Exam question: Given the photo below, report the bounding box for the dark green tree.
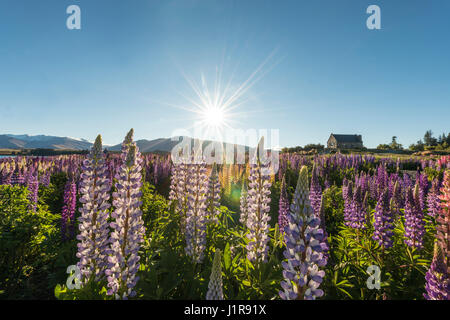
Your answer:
[424,130,437,146]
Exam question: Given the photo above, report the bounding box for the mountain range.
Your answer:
[0,134,93,150]
[0,134,251,153]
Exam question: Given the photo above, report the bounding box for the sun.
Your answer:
[167,49,279,141]
[203,106,225,128]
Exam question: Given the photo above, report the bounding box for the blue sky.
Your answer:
[0,0,449,148]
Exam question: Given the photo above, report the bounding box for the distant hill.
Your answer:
[108,136,251,153]
[109,138,179,153]
[0,135,27,149]
[0,134,93,150]
[0,134,252,153]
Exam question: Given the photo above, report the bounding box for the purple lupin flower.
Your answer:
[40,170,51,187]
[424,243,450,300]
[61,179,77,240]
[343,179,353,227]
[185,152,208,263]
[153,161,160,185]
[11,165,24,185]
[245,138,271,264]
[76,135,111,283]
[404,188,425,249]
[413,182,423,214]
[106,129,145,299]
[318,196,329,265]
[357,172,369,198]
[348,185,366,229]
[279,166,327,300]
[0,168,5,185]
[402,173,413,190]
[175,162,190,231]
[436,170,450,275]
[0,167,12,185]
[419,171,429,192]
[168,164,180,204]
[363,191,370,223]
[427,178,442,217]
[391,181,403,217]
[387,173,399,199]
[376,165,388,198]
[309,165,322,215]
[25,171,39,212]
[278,175,289,234]
[415,172,428,211]
[278,157,287,182]
[369,175,378,200]
[206,164,221,224]
[239,179,249,227]
[373,189,394,249]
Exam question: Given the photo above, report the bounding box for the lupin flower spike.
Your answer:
[279,166,327,300]
[206,249,224,300]
[106,130,145,299]
[76,135,111,283]
[424,242,450,300]
[245,137,272,264]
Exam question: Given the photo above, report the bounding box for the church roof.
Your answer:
[330,134,362,143]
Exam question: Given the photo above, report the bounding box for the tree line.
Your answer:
[377,131,450,152]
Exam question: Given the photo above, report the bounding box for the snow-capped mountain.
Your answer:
[0,134,93,150]
[0,134,253,153]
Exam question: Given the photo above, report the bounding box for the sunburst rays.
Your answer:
[166,48,281,142]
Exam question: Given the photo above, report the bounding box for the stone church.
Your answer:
[327,134,364,149]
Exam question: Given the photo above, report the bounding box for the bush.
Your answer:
[0,185,62,299]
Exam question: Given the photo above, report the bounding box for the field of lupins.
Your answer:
[0,129,449,300]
